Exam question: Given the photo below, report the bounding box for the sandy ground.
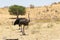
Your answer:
[0,3,60,40]
[0,14,60,40]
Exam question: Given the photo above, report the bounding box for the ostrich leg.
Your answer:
[22,25,25,35]
[18,24,22,32]
[20,26,22,32]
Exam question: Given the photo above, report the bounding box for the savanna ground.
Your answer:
[0,13,60,40]
[0,3,60,40]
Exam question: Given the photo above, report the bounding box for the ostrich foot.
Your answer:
[22,33,26,35]
[20,30,22,32]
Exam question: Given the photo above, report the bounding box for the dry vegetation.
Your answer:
[0,2,60,40]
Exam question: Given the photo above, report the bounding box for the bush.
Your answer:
[30,4,34,8]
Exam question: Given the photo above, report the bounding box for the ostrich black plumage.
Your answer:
[14,13,30,35]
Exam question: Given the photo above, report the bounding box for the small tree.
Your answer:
[9,5,26,18]
[30,4,34,8]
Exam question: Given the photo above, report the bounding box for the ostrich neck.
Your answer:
[28,13,30,21]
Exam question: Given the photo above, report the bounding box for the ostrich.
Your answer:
[14,13,30,35]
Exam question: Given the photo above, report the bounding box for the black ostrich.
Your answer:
[14,13,30,35]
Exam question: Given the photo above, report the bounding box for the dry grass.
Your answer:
[0,3,60,40]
